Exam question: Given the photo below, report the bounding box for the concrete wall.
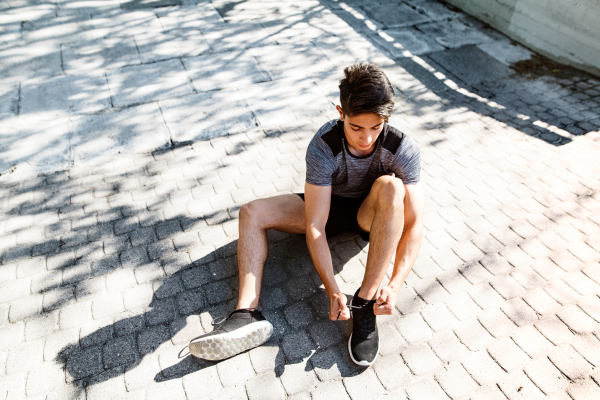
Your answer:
[443,0,600,77]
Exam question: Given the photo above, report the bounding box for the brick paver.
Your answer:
[1,0,600,398]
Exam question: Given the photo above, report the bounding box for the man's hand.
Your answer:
[374,286,397,315]
[329,293,350,321]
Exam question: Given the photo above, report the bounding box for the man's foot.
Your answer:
[348,289,379,366]
[189,309,273,361]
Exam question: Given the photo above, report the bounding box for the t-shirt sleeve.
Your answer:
[305,135,335,186]
[392,133,421,184]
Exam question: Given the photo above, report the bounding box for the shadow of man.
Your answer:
[57,231,368,392]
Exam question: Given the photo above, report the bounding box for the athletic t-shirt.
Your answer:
[305,119,421,198]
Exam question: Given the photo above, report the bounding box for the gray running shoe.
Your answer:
[189,309,273,361]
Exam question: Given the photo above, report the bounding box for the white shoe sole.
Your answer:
[348,333,380,366]
[189,320,273,361]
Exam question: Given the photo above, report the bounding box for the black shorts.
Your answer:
[296,193,370,242]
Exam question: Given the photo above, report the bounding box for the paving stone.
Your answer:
[497,369,547,400]
[245,371,286,400]
[70,103,170,165]
[106,59,194,107]
[435,360,479,399]
[343,368,386,399]
[453,318,493,351]
[525,357,569,395]
[216,352,255,387]
[61,35,141,72]
[462,349,506,386]
[6,338,44,374]
[282,330,314,363]
[535,317,575,345]
[568,380,600,400]
[279,361,319,396]
[373,353,414,391]
[311,380,350,400]
[396,312,434,344]
[501,297,538,327]
[145,297,176,326]
[401,342,442,376]
[79,317,114,348]
[102,334,137,369]
[65,345,103,381]
[138,324,169,356]
[556,305,598,334]
[404,377,449,400]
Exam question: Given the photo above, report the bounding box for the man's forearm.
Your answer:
[306,227,340,298]
[388,221,422,292]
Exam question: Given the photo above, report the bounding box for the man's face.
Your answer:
[336,105,385,157]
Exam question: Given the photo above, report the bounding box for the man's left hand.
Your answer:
[374,286,397,315]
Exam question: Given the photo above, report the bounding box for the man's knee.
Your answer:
[239,200,266,227]
[373,176,405,209]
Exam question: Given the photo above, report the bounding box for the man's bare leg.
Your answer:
[189,194,305,361]
[356,176,405,300]
[236,194,306,309]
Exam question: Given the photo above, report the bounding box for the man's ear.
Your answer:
[335,105,344,120]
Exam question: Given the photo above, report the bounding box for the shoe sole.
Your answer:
[189,320,273,361]
[348,333,379,367]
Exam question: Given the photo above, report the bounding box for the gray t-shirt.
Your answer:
[305,119,421,198]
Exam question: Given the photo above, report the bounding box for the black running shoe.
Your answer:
[189,308,273,361]
[348,289,379,366]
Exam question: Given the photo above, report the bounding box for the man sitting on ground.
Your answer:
[189,62,423,366]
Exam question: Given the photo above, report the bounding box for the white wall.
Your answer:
[443,0,600,77]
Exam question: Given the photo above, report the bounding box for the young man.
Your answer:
[189,62,423,366]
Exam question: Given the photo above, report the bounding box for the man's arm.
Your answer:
[374,181,424,315]
[304,182,350,321]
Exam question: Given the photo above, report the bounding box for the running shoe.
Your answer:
[189,308,273,361]
[348,289,379,366]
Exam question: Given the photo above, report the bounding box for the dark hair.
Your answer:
[339,62,395,121]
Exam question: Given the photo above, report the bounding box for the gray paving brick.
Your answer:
[311,380,350,400]
[216,352,255,387]
[279,361,319,396]
[405,377,449,400]
[282,330,314,363]
[568,380,600,400]
[454,318,493,351]
[343,368,386,399]
[571,334,600,367]
[59,301,92,329]
[557,304,598,334]
[401,342,442,376]
[497,368,547,400]
[550,346,591,384]
[65,344,104,381]
[525,357,569,395]
[435,360,479,399]
[6,338,44,374]
[204,280,233,305]
[102,334,138,369]
[373,353,414,391]
[246,372,286,400]
[479,307,518,338]
[396,312,434,344]
[145,297,176,326]
[91,293,125,320]
[535,316,575,345]
[123,284,154,311]
[502,297,538,327]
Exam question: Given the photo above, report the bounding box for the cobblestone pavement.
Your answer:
[2,0,600,399]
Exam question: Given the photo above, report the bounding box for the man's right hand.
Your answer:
[329,292,350,321]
